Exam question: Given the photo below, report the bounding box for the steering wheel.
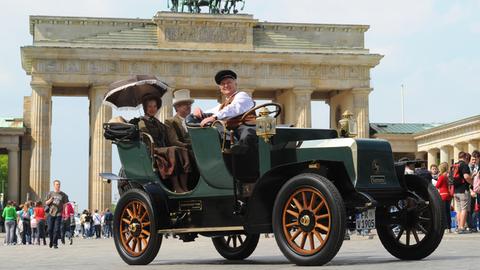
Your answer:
[240,102,282,124]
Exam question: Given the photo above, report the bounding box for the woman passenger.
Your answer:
[134,95,191,193]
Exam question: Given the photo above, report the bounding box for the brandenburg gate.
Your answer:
[20,12,382,210]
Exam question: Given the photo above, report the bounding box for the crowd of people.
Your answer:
[426,150,480,234]
[1,179,115,246]
[1,179,72,247]
[78,208,113,239]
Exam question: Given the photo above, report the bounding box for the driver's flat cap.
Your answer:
[215,70,237,85]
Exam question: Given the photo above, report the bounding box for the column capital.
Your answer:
[30,77,51,89]
[6,146,20,152]
[352,87,373,95]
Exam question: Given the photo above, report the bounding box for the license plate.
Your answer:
[356,208,376,230]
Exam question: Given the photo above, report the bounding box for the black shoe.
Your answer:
[49,242,53,248]
[53,245,58,249]
[230,144,248,155]
[70,238,73,245]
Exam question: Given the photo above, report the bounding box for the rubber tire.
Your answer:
[212,234,260,260]
[113,189,162,265]
[376,175,444,260]
[272,173,346,266]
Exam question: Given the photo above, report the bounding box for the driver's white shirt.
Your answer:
[205,91,254,120]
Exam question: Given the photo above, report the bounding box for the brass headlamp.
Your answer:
[338,110,357,138]
[256,107,276,143]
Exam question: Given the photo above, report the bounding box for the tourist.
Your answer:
[398,157,415,175]
[453,152,473,234]
[80,209,87,238]
[103,208,113,238]
[34,201,47,245]
[61,201,75,245]
[30,208,38,245]
[45,179,69,248]
[470,150,480,231]
[93,209,102,239]
[430,164,439,185]
[83,210,92,239]
[436,162,453,233]
[1,200,17,245]
[20,202,32,245]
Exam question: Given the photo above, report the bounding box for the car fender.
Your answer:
[142,182,171,229]
[244,160,354,233]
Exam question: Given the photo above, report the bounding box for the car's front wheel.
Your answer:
[272,173,346,266]
[113,189,162,265]
[212,233,260,260]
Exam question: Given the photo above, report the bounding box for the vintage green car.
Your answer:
[102,103,444,266]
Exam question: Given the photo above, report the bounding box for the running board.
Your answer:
[157,226,244,234]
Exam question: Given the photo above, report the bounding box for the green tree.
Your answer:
[0,155,7,195]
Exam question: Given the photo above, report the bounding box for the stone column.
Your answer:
[427,148,439,168]
[440,145,451,164]
[468,140,479,153]
[7,146,20,202]
[29,81,52,201]
[89,85,112,211]
[352,88,372,138]
[293,89,313,128]
[453,143,465,163]
[327,91,353,130]
[157,87,173,122]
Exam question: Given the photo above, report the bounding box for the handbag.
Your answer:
[103,123,139,141]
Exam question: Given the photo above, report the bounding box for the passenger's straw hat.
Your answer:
[172,89,194,107]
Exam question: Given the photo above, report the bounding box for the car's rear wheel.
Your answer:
[114,189,162,265]
[376,175,444,260]
[212,233,260,260]
[273,173,346,266]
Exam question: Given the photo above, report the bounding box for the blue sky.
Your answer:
[1,0,479,210]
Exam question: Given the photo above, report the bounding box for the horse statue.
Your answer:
[222,0,245,14]
[168,0,244,14]
[167,0,180,12]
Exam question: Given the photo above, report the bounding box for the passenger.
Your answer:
[165,89,194,146]
[133,95,191,193]
[192,70,256,155]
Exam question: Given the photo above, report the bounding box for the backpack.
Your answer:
[448,162,465,188]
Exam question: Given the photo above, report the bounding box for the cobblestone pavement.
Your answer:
[0,232,478,270]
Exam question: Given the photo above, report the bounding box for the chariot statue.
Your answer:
[168,0,245,14]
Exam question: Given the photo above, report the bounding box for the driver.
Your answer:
[193,69,256,154]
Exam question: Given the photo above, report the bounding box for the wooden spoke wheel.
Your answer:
[212,233,260,260]
[120,200,152,257]
[273,173,345,266]
[376,175,444,260]
[113,189,162,265]
[282,188,331,255]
